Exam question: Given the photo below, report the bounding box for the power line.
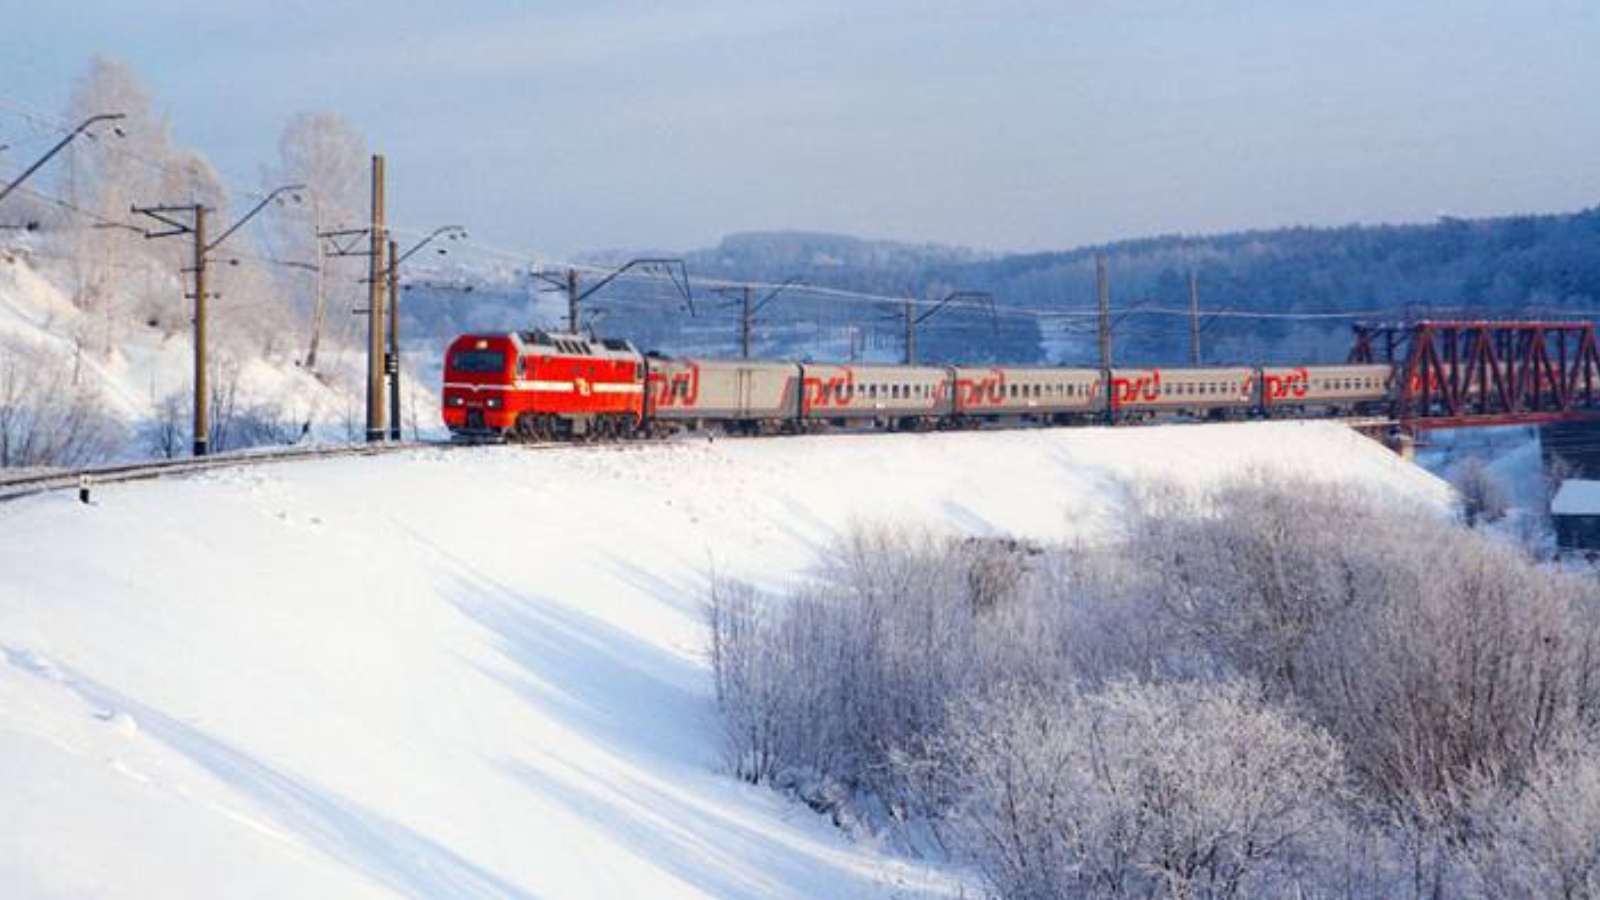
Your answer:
[0,95,283,205]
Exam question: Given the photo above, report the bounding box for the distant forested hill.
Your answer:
[404,208,1600,367]
[679,209,1600,365]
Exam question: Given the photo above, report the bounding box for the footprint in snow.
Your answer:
[94,709,140,738]
[7,647,64,682]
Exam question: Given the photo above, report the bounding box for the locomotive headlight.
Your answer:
[485,396,502,409]
[447,395,465,407]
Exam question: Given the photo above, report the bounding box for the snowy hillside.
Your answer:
[0,424,1448,899]
[0,250,440,461]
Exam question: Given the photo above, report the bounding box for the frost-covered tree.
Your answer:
[59,56,247,356]
[263,111,367,370]
[910,681,1347,900]
[61,56,173,348]
[1453,456,1510,526]
[1122,476,1600,894]
[1470,732,1600,900]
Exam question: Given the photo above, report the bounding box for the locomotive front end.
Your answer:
[442,335,516,438]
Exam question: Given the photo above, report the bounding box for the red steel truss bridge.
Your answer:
[1350,320,1600,429]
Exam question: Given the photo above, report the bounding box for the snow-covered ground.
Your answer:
[0,423,1447,900]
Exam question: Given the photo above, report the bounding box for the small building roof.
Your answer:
[1552,480,1600,516]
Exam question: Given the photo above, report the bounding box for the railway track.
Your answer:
[0,441,447,504]
[0,434,689,504]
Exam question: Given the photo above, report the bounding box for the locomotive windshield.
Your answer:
[451,350,506,373]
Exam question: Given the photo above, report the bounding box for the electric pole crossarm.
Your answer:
[383,226,467,276]
[0,113,125,208]
[716,276,804,359]
[529,270,569,291]
[130,204,196,235]
[318,228,370,253]
[206,184,305,253]
[559,258,698,334]
[750,276,806,317]
[913,290,996,328]
[575,258,696,315]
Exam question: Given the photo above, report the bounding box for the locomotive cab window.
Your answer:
[451,349,506,373]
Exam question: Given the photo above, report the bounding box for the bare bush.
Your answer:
[141,372,307,458]
[0,341,122,468]
[203,360,307,452]
[139,390,187,459]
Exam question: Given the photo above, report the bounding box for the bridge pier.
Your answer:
[1387,430,1416,462]
[1347,420,1414,461]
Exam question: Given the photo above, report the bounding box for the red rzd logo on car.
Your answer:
[803,368,856,410]
[648,364,700,407]
[1111,370,1162,409]
[1263,367,1309,405]
[956,369,1007,407]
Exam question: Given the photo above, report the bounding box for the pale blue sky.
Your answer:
[5,0,1598,256]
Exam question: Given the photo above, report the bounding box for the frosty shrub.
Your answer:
[1451,457,1510,526]
[1123,476,1600,892]
[0,341,122,468]
[141,386,305,457]
[708,528,1060,792]
[905,680,1346,900]
[1468,730,1600,900]
[709,477,1600,900]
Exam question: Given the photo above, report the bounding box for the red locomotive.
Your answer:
[442,331,644,440]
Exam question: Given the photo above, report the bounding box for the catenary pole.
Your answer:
[1189,268,1202,365]
[904,299,916,365]
[387,237,401,441]
[365,154,386,442]
[567,268,580,333]
[192,206,209,457]
[1096,256,1111,370]
[741,286,753,359]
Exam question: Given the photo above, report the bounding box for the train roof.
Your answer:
[514,330,640,360]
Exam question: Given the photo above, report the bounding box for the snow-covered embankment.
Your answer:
[0,423,1448,900]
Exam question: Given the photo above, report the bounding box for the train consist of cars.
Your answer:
[441,329,1397,441]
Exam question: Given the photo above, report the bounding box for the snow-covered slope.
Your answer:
[0,252,440,454]
[0,424,1448,900]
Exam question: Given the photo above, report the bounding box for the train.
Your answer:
[440,329,1403,440]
